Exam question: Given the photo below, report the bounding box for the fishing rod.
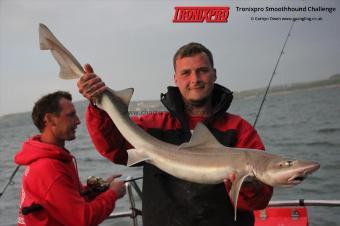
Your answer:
[0,165,20,200]
[252,14,297,128]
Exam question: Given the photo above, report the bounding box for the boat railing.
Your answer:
[107,177,340,226]
[106,177,143,226]
[267,199,340,207]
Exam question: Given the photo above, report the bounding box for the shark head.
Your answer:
[256,157,320,187]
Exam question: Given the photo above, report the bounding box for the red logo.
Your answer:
[173,6,230,23]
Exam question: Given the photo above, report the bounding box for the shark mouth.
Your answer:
[288,164,320,184]
[288,175,307,184]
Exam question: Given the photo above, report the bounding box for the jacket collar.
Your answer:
[160,83,233,129]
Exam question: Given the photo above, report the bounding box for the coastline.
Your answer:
[1,76,339,120]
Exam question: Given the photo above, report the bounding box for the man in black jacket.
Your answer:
[77,42,273,226]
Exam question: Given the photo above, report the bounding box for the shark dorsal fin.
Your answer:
[113,88,134,107]
[178,123,224,150]
[98,87,134,113]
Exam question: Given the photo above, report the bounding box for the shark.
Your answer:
[39,23,320,220]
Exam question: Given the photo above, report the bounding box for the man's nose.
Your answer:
[190,71,201,83]
[75,115,81,125]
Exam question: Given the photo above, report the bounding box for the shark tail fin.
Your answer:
[39,23,55,50]
[39,23,84,79]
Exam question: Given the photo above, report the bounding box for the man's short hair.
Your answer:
[32,91,72,131]
[173,42,214,70]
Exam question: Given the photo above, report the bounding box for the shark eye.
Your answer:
[279,160,293,167]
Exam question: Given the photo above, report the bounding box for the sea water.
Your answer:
[0,86,339,226]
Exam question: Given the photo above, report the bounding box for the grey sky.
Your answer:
[0,0,339,116]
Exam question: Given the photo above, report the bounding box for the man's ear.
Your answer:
[174,73,178,85]
[213,69,217,82]
[44,113,57,127]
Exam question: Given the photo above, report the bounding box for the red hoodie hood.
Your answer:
[14,135,73,165]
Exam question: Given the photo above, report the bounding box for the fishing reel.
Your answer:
[87,176,110,191]
[81,176,110,197]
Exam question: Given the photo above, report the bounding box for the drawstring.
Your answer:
[71,156,83,193]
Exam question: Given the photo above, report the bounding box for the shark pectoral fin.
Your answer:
[127,149,150,167]
[229,173,252,221]
[39,23,84,79]
[178,123,225,151]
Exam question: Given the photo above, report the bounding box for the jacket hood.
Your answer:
[160,83,233,129]
[14,135,73,165]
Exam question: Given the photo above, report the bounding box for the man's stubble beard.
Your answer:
[187,96,209,107]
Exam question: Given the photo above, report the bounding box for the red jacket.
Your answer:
[14,135,117,226]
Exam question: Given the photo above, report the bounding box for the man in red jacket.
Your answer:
[77,43,273,226]
[14,91,126,226]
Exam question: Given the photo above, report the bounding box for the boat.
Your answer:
[105,177,340,226]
